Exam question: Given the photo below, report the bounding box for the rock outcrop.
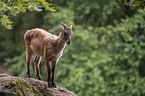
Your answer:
[0,74,78,96]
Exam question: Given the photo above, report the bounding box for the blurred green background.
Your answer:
[0,0,145,96]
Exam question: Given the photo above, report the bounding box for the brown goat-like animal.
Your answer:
[24,23,73,88]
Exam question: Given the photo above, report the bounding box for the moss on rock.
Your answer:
[0,74,78,96]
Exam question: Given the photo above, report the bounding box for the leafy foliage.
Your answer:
[121,0,145,9]
[2,0,145,96]
[0,0,55,29]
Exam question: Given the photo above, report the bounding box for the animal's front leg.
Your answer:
[51,60,57,88]
[45,59,53,88]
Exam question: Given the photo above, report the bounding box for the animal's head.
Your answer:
[60,23,73,45]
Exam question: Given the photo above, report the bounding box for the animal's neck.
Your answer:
[56,32,66,51]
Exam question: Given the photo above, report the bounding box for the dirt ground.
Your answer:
[0,64,9,74]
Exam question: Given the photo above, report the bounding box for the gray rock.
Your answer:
[0,74,78,96]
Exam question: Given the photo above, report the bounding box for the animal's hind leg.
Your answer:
[33,55,42,80]
[26,49,33,78]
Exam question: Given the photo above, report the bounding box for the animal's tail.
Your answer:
[24,30,36,42]
[24,30,31,41]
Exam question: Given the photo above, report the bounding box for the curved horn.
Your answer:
[61,23,68,28]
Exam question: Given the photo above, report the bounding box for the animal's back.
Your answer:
[24,28,58,56]
[24,28,58,41]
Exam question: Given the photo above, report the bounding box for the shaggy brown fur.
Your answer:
[24,24,73,88]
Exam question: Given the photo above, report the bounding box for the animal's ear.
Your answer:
[60,25,64,31]
[61,23,68,28]
[70,25,72,28]
[60,25,63,29]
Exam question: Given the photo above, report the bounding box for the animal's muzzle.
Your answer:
[66,41,71,45]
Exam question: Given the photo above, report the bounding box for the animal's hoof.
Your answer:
[48,82,53,88]
[38,76,42,80]
[38,77,42,80]
[27,75,31,78]
[53,82,57,88]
